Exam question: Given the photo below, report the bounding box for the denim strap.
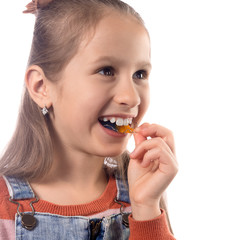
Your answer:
[4,173,130,203]
[114,172,130,203]
[3,176,35,200]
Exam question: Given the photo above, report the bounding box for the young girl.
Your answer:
[0,0,178,239]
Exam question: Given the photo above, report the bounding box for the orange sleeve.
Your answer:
[128,209,176,240]
[0,177,17,220]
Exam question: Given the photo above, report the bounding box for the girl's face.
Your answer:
[49,13,151,157]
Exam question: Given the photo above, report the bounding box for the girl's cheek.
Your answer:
[141,91,150,113]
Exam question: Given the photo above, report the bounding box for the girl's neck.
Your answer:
[29,146,109,205]
[43,147,107,185]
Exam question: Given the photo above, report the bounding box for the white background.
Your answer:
[1,1,240,239]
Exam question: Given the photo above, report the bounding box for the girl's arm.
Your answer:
[127,123,178,238]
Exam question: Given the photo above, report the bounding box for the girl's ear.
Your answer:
[25,65,52,109]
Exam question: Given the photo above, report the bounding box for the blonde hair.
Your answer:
[0,0,173,233]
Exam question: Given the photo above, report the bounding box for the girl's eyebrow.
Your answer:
[92,56,152,69]
[140,62,152,70]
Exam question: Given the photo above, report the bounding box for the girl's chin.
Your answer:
[92,128,130,156]
[95,145,128,158]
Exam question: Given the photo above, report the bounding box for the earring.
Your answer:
[41,105,48,116]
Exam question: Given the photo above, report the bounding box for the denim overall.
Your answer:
[4,173,131,240]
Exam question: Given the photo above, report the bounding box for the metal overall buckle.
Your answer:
[9,196,39,230]
[114,197,131,227]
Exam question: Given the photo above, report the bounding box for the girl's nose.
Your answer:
[113,80,141,108]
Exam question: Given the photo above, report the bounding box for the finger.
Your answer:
[136,122,150,129]
[130,137,171,160]
[141,147,162,168]
[142,146,175,169]
[136,124,176,155]
[135,123,168,137]
[142,148,178,177]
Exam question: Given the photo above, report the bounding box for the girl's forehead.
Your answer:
[96,13,147,38]
[79,11,148,45]
[78,13,151,61]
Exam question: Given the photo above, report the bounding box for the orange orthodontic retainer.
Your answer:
[116,125,135,134]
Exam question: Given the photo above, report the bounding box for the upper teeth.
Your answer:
[102,117,133,126]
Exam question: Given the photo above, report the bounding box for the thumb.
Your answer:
[133,132,146,146]
[129,133,146,159]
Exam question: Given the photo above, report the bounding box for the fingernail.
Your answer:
[134,127,140,133]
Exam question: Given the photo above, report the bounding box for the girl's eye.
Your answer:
[133,70,148,80]
[98,67,114,76]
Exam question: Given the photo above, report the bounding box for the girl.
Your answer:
[0,0,178,239]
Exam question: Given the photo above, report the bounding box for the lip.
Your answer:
[98,121,127,138]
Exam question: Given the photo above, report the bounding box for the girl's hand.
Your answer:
[128,123,178,220]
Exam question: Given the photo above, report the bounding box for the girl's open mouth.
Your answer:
[98,117,135,134]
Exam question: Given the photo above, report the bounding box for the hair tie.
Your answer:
[23,0,53,14]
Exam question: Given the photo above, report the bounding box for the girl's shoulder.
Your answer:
[0,177,15,240]
[0,177,9,197]
[0,177,16,220]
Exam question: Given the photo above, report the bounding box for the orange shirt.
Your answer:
[0,177,175,240]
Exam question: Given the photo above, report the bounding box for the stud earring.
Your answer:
[41,105,48,116]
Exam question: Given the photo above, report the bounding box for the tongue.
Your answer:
[99,119,117,132]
